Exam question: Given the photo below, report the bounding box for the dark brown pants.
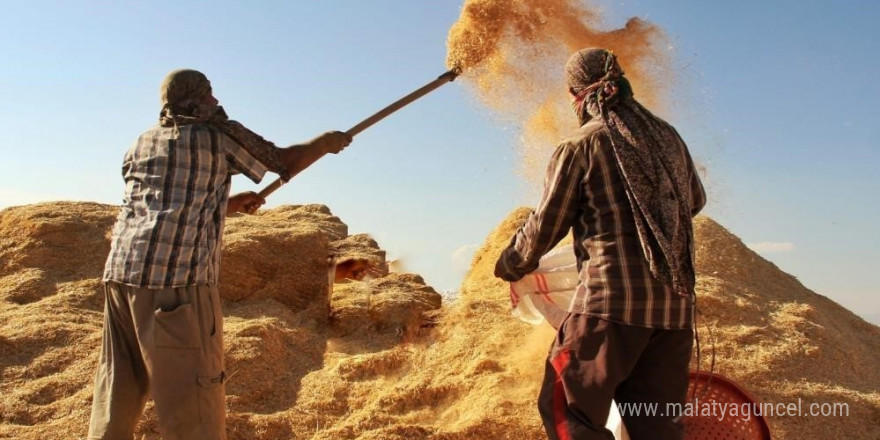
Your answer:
[538,314,693,440]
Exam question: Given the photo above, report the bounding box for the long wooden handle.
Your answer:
[346,69,459,136]
[257,69,459,199]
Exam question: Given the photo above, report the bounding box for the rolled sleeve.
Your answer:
[220,133,270,184]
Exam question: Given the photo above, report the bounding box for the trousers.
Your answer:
[538,314,693,440]
[87,282,226,440]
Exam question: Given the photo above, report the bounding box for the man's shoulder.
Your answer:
[129,126,167,150]
[137,124,165,138]
[559,120,610,149]
[178,123,221,135]
[136,123,224,142]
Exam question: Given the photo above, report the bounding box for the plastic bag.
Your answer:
[509,244,579,329]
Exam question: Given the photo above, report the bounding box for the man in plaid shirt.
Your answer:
[88,69,350,440]
[495,49,706,439]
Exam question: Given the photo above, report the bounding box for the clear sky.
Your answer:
[1,1,877,324]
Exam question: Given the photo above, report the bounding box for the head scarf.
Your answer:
[565,48,696,297]
[158,69,290,181]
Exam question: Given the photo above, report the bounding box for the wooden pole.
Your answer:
[257,69,460,199]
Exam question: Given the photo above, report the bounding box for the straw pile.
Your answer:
[0,202,877,439]
[691,217,880,438]
[0,203,114,439]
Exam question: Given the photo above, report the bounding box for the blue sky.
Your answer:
[1,1,877,323]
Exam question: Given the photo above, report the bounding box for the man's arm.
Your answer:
[494,143,586,282]
[223,131,351,215]
[279,131,352,180]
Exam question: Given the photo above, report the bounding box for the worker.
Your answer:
[88,69,351,440]
[494,48,706,440]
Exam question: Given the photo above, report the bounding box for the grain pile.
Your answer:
[0,203,111,439]
[446,0,672,183]
[0,202,444,439]
[691,217,880,438]
[1,202,877,439]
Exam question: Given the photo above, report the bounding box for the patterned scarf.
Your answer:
[565,48,696,297]
[158,69,290,181]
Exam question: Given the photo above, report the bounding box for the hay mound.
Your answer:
[0,203,113,438]
[691,217,880,439]
[0,202,115,307]
[0,203,877,439]
[220,205,340,312]
[331,233,386,267]
[331,273,442,343]
[0,202,444,439]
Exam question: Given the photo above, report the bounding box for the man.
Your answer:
[88,69,351,440]
[495,48,706,440]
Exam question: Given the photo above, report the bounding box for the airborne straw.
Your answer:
[446,0,672,184]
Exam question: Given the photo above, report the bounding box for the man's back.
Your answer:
[562,119,704,329]
[103,124,268,289]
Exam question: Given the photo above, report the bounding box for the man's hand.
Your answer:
[227,191,265,215]
[494,246,525,282]
[312,131,352,154]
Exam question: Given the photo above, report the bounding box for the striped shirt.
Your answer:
[496,119,706,329]
[103,124,271,288]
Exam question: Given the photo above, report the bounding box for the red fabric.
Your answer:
[551,348,573,440]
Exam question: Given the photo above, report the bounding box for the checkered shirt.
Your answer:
[496,120,706,329]
[103,124,270,288]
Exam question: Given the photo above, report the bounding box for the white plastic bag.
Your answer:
[509,244,579,329]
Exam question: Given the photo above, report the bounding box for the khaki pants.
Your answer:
[539,314,693,440]
[88,282,226,440]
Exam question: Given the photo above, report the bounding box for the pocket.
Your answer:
[154,303,201,349]
[555,312,573,348]
[547,312,572,362]
[197,372,226,425]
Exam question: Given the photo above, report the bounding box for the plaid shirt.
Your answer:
[103,124,270,288]
[496,120,706,329]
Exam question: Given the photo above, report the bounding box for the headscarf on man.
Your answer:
[565,48,696,297]
[158,69,291,181]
